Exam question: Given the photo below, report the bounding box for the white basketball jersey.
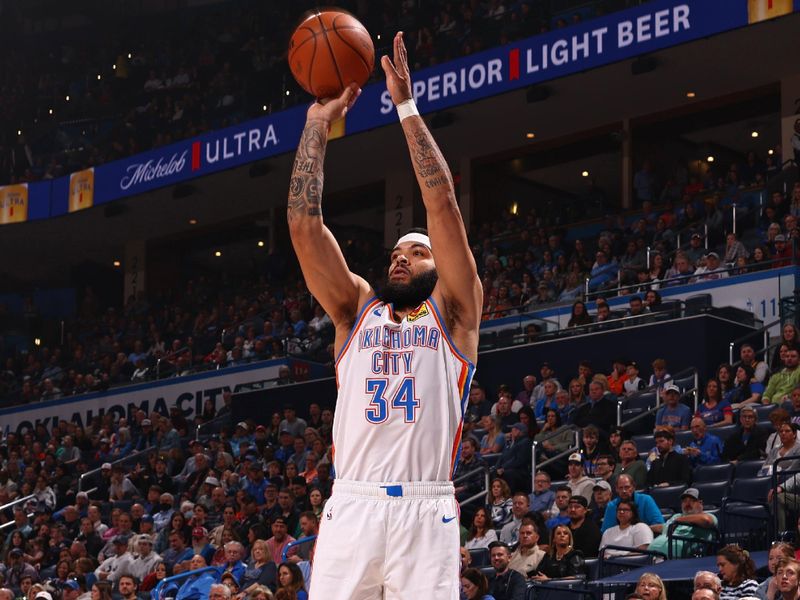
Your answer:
[333,296,475,482]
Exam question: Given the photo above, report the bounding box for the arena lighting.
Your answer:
[707,155,715,162]
[685,91,696,98]
[263,104,268,111]
[377,34,381,40]
[96,74,101,80]
[127,53,132,59]
[257,241,265,247]
[581,170,589,177]
[631,56,658,75]
[526,85,550,103]
[188,218,198,225]
[510,202,518,215]
[48,108,53,115]
[34,338,41,347]
[65,95,70,101]
[526,132,535,139]
[112,64,116,70]
[17,130,21,135]
[769,149,774,155]
[214,251,222,257]
[113,260,121,267]
[285,90,290,96]
[751,131,759,138]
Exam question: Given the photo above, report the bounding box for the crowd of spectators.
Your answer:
[0,0,632,186]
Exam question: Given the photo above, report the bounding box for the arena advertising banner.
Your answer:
[0,361,288,436]
[0,184,28,224]
[0,0,797,223]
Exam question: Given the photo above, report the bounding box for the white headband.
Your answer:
[394,232,431,250]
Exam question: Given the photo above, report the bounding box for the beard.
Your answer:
[377,268,439,310]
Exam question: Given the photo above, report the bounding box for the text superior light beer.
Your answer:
[69,168,95,213]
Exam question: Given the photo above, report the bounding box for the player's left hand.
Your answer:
[381,31,412,105]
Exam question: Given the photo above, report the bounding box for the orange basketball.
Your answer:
[288,9,375,99]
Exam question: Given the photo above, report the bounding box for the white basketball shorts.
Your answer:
[308,480,461,600]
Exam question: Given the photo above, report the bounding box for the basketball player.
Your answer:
[287,32,481,600]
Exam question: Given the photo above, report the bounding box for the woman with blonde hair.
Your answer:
[531,524,586,580]
[635,572,667,600]
[240,538,278,593]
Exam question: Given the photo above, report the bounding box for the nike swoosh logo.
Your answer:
[442,516,457,523]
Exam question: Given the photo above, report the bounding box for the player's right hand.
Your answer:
[308,83,361,125]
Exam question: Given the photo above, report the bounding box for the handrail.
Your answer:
[0,512,33,533]
[728,317,782,364]
[78,447,158,492]
[195,412,232,441]
[156,346,189,379]
[453,465,491,508]
[531,429,580,489]
[0,494,35,514]
[282,535,318,562]
[152,566,219,600]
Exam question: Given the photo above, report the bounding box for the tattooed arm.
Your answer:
[381,33,482,358]
[287,85,372,330]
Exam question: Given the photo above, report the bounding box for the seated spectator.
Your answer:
[721,405,767,463]
[766,347,800,405]
[464,508,498,552]
[479,415,506,455]
[760,422,800,478]
[508,521,545,578]
[131,535,161,581]
[487,541,527,600]
[693,570,722,596]
[648,358,672,397]
[495,423,532,493]
[264,519,294,568]
[529,471,554,515]
[599,500,653,557]
[566,453,595,502]
[489,479,513,529]
[607,358,629,397]
[572,380,616,430]
[684,418,723,467]
[567,495,601,558]
[601,475,665,535]
[530,525,586,581]
[499,493,532,545]
[693,252,728,281]
[589,481,613,530]
[531,363,562,403]
[696,378,733,427]
[579,425,609,477]
[755,542,795,600]
[624,361,647,395]
[774,557,800,600]
[647,428,692,488]
[729,365,764,406]
[567,301,592,328]
[635,573,667,600]
[533,380,559,419]
[94,535,134,583]
[649,487,717,558]
[655,384,691,430]
[614,440,647,490]
[535,410,573,461]
[716,544,758,599]
[544,486,572,530]
[239,539,278,594]
[460,568,494,600]
[454,438,488,506]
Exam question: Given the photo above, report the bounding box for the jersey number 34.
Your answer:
[364,377,419,424]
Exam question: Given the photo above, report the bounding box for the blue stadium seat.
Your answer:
[734,460,764,479]
[693,480,730,508]
[626,391,657,412]
[632,434,654,453]
[648,484,688,513]
[469,548,489,567]
[728,477,771,504]
[675,429,693,448]
[684,294,712,316]
[710,424,740,442]
[672,375,696,393]
[756,404,777,422]
[693,463,734,483]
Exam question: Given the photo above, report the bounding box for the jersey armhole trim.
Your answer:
[427,296,475,369]
[334,297,380,367]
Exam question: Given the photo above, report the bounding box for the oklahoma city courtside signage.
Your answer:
[2,0,797,224]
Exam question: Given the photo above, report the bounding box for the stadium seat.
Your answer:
[728,477,771,504]
[684,294,713,316]
[711,424,740,442]
[693,480,730,508]
[755,404,777,422]
[693,463,734,483]
[468,548,489,567]
[675,429,693,448]
[721,502,772,550]
[648,484,687,513]
[626,391,658,412]
[632,434,654,453]
[735,460,765,479]
[672,375,696,393]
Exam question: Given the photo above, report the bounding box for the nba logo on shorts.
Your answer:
[69,168,95,213]
[747,0,793,23]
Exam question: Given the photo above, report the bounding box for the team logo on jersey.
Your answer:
[406,304,429,322]
[326,508,333,521]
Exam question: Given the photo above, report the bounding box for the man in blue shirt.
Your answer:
[529,471,555,515]
[601,474,665,534]
[655,384,691,430]
[684,418,723,467]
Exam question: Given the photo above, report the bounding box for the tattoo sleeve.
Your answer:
[403,118,453,196]
[287,119,327,224]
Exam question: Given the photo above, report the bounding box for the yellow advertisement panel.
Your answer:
[748,0,793,23]
[69,168,95,213]
[0,184,28,225]
[329,116,346,141]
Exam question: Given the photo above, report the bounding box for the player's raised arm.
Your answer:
[381,33,482,334]
[287,85,372,327]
